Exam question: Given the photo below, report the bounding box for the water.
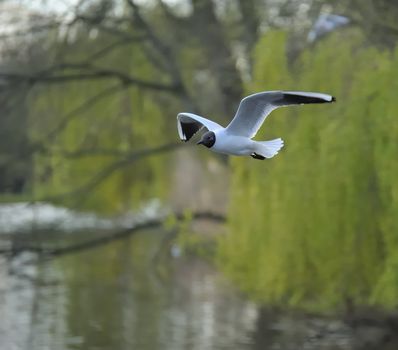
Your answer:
[0,200,164,234]
[0,229,258,350]
[0,228,396,350]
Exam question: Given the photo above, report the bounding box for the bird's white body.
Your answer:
[212,130,254,156]
[212,129,284,158]
[177,90,335,160]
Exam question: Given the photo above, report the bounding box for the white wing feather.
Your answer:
[226,91,335,138]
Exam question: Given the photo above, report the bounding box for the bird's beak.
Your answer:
[197,140,203,145]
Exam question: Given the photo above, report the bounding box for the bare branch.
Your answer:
[50,148,136,158]
[40,142,183,203]
[126,0,182,82]
[190,0,243,116]
[125,0,198,114]
[0,69,182,92]
[20,84,123,161]
[156,0,188,26]
[86,39,135,62]
[33,62,94,77]
[38,144,183,159]
[1,211,225,258]
[45,84,123,141]
[75,14,145,41]
[0,84,124,172]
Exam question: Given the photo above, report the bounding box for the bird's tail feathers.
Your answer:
[254,138,284,158]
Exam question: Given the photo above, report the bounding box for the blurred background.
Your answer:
[0,0,398,349]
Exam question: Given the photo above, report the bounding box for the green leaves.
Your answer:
[29,36,174,213]
[218,29,398,310]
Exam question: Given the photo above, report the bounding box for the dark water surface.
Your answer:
[0,229,396,350]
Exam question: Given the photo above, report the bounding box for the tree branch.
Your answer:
[48,148,141,158]
[86,39,136,62]
[125,0,182,83]
[0,70,182,92]
[75,14,145,41]
[156,0,188,27]
[40,142,183,202]
[0,84,124,170]
[31,84,124,154]
[190,0,243,117]
[1,211,225,258]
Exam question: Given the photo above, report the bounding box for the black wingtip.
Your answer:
[180,120,202,141]
[282,93,335,105]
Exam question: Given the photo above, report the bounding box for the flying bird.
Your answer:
[177,91,335,160]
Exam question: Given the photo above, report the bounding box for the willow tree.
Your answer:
[0,0,250,211]
[218,28,398,310]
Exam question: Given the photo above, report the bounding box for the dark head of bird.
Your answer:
[197,131,216,148]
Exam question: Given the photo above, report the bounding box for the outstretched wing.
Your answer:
[226,91,335,138]
[177,113,223,142]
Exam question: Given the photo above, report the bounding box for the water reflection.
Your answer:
[0,230,396,350]
[0,231,258,350]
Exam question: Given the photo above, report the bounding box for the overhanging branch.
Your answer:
[0,70,182,92]
[1,211,226,258]
[40,142,183,202]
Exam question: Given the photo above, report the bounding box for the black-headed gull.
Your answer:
[177,91,335,160]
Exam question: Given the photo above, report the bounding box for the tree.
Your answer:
[1,0,398,212]
[0,0,260,212]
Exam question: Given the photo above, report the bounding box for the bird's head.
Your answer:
[197,131,216,148]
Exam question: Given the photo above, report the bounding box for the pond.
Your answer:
[0,227,396,350]
[0,228,258,350]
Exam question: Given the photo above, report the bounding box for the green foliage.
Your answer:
[218,30,398,310]
[28,29,175,213]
